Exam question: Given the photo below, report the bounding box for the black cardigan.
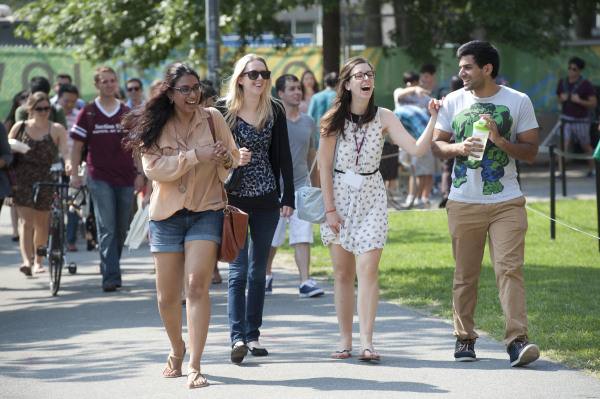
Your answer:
[215,98,295,209]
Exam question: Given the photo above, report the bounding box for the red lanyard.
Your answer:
[353,126,367,166]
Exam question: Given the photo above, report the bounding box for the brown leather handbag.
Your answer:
[206,111,249,262]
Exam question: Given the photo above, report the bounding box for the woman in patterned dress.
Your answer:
[215,54,294,365]
[319,57,441,362]
[8,92,69,276]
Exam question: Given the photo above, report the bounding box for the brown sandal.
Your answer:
[330,349,352,359]
[358,348,381,363]
[187,369,209,389]
[162,344,186,378]
[19,265,32,277]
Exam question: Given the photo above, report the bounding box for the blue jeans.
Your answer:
[87,178,134,288]
[66,209,80,245]
[228,208,279,344]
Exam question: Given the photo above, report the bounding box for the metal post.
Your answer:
[549,145,556,240]
[559,119,567,196]
[205,0,220,90]
[596,159,600,253]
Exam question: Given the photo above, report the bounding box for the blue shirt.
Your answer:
[308,88,336,129]
[394,105,429,139]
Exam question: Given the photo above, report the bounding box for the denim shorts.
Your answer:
[149,209,224,253]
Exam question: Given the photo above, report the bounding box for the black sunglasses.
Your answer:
[34,106,51,112]
[127,86,141,92]
[242,70,271,80]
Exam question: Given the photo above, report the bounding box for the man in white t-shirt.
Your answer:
[265,74,324,298]
[432,41,540,367]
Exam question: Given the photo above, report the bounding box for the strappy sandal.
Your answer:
[32,265,46,274]
[330,349,352,359]
[162,344,186,378]
[187,369,209,389]
[358,348,381,363]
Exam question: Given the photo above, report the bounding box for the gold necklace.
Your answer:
[174,119,189,194]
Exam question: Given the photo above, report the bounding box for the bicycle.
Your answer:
[33,163,87,296]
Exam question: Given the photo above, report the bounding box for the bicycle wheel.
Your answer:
[48,212,64,296]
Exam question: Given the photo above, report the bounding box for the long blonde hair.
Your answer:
[223,54,273,131]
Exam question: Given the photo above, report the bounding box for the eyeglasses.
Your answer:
[127,86,141,92]
[350,71,375,81]
[169,84,201,96]
[33,106,51,112]
[242,70,271,80]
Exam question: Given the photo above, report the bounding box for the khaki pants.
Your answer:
[446,196,529,346]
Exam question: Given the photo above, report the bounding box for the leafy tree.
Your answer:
[15,0,313,69]
[389,0,581,64]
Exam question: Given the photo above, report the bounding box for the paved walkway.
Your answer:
[1,171,598,398]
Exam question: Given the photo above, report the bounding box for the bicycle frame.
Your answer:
[33,179,87,296]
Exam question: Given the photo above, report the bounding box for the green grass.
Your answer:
[281,200,600,374]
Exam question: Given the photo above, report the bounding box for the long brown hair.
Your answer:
[320,57,377,138]
[122,62,201,156]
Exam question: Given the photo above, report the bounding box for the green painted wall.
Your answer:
[2,44,600,125]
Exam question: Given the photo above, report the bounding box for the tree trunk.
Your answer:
[322,0,341,75]
[363,0,382,47]
[391,0,408,46]
[574,0,596,39]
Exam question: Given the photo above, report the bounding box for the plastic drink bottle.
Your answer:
[468,117,490,161]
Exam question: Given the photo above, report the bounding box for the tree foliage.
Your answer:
[391,0,577,64]
[15,0,312,69]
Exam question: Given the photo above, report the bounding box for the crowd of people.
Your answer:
[8,39,599,389]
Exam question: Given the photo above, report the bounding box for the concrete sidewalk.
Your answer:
[1,208,599,398]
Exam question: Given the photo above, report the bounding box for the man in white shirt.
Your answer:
[432,40,540,367]
[265,74,324,298]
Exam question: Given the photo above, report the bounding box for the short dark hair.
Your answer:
[57,73,72,83]
[420,63,436,75]
[200,79,217,99]
[30,76,51,95]
[450,75,463,92]
[403,71,419,85]
[456,40,500,78]
[324,72,338,88]
[568,56,585,70]
[275,74,299,93]
[126,78,143,88]
[58,83,79,98]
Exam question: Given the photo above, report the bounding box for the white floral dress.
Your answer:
[320,108,387,254]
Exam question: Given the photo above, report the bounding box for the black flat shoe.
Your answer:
[248,346,268,356]
[230,342,248,364]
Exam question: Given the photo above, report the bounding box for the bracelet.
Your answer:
[325,208,336,214]
[223,154,233,169]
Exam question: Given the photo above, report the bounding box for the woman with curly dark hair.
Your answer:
[123,62,248,389]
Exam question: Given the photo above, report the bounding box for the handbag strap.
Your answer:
[205,109,229,205]
[16,120,26,141]
[307,134,339,188]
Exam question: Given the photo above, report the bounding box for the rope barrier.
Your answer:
[526,205,600,240]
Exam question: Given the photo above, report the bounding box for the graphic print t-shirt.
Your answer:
[435,86,538,204]
[70,99,135,187]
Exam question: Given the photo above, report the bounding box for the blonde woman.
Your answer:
[215,54,294,364]
[9,92,69,275]
[319,57,440,362]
